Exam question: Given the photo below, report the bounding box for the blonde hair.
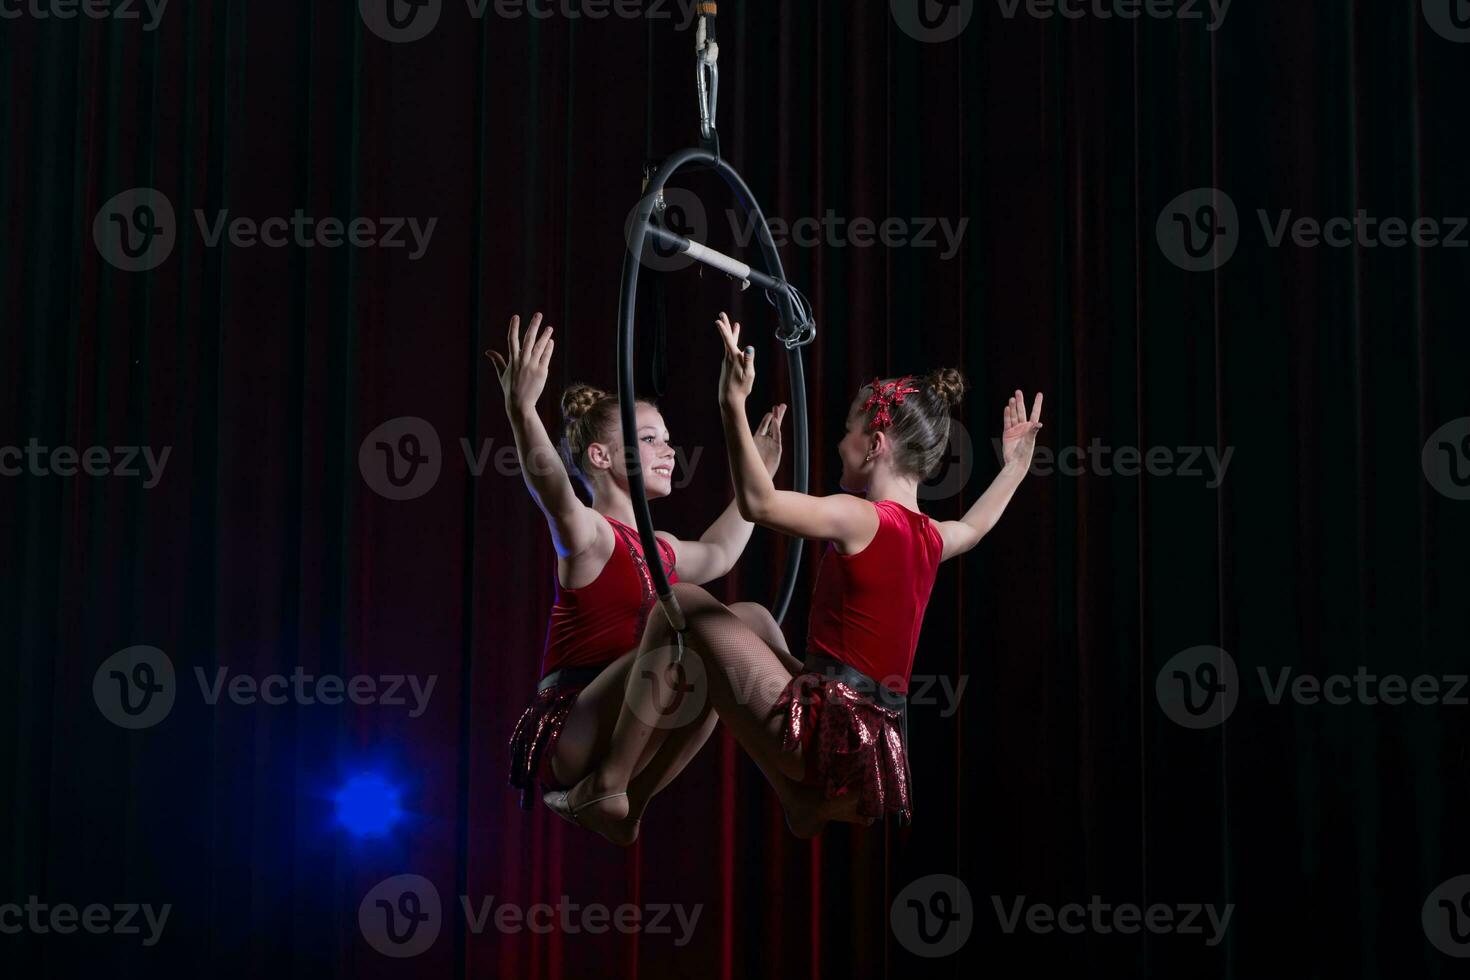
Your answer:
[559,384,658,494]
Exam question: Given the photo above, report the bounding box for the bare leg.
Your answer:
[568,584,862,841]
[623,602,789,822]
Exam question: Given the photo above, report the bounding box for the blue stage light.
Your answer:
[334,773,402,836]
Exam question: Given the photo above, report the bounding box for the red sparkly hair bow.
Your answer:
[863,376,921,431]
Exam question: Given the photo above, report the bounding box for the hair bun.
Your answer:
[561,383,608,423]
[928,368,967,409]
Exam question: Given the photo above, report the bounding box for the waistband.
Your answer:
[801,654,907,715]
[537,664,609,692]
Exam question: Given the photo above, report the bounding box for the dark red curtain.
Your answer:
[5,1,1469,977]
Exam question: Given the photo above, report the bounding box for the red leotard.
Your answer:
[538,515,678,675]
[804,498,943,694]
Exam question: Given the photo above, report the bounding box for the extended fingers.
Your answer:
[715,313,741,358]
[507,314,521,357]
[532,324,554,364]
[1029,391,1044,424]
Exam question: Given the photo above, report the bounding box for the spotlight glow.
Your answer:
[334,773,402,836]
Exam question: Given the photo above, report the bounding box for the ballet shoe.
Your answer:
[542,786,637,846]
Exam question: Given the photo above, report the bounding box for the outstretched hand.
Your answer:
[486,312,554,412]
[1002,390,1044,471]
[753,403,787,477]
[715,311,755,409]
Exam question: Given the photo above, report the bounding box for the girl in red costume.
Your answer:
[488,312,792,845]
[548,312,1043,840]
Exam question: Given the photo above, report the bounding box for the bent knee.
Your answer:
[727,602,789,655]
[728,601,775,625]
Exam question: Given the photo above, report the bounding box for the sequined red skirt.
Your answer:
[507,666,606,810]
[775,669,912,825]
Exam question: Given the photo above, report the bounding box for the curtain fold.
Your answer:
[4,2,1468,977]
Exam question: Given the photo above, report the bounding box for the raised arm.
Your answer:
[486,313,602,560]
[714,312,875,552]
[935,390,1043,561]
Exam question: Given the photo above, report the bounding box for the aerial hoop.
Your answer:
[619,3,816,650]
